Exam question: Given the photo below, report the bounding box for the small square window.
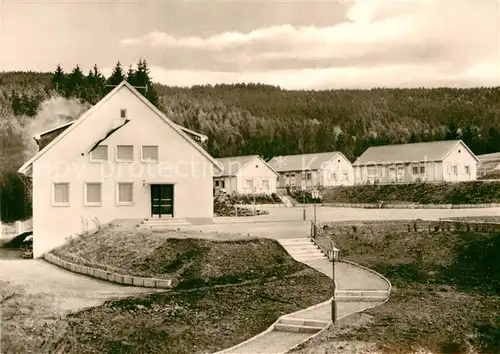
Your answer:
[84,183,102,206]
[117,145,133,162]
[120,109,127,118]
[117,183,133,204]
[244,179,253,188]
[53,183,69,206]
[90,145,108,161]
[142,145,159,162]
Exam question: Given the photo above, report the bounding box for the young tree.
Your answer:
[65,65,85,99]
[132,58,159,107]
[126,65,137,86]
[105,61,126,93]
[51,64,66,94]
[84,64,106,104]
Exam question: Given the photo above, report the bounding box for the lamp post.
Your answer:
[312,189,319,238]
[252,180,257,215]
[301,180,306,220]
[328,245,340,323]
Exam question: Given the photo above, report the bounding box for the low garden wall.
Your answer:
[320,219,500,236]
[43,252,173,289]
[320,202,500,209]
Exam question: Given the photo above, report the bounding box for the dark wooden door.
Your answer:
[151,184,174,217]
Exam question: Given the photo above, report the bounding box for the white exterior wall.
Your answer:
[441,142,478,182]
[236,157,278,195]
[214,176,237,194]
[353,143,477,185]
[321,155,354,186]
[31,87,215,257]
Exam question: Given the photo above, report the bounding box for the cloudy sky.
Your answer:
[1,0,499,89]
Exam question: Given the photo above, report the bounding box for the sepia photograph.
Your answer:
[1,0,499,353]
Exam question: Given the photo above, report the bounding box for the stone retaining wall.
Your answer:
[321,202,500,209]
[321,219,500,237]
[44,252,173,288]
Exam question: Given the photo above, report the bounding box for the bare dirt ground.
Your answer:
[0,259,158,353]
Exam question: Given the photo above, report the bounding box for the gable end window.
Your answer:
[141,145,159,162]
[90,145,108,161]
[120,109,127,118]
[84,183,102,206]
[117,145,134,162]
[52,183,69,206]
[117,183,133,204]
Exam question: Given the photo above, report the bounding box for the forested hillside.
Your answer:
[1,60,500,221]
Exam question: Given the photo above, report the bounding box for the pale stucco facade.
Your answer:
[354,141,478,184]
[20,82,220,257]
[214,156,278,195]
[277,153,354,189]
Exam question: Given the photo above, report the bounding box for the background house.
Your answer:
[18,81,221,257]
[353,140,479,184]
[214,155,279,195]
[477,152,500,178]
[267,151,354,189]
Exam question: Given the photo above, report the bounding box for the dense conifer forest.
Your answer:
[1,59,499,221]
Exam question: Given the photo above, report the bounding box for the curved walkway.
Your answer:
[0,259,158,314]
[215,254,390,354]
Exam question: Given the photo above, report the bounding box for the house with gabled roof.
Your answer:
[267,151,354,189]
[18,81,222,258]
[214,155,279,194]
[33,118,208,151]
[353,140,479,185]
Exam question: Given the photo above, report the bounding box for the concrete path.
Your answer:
[0,259,157,313]
[216,247,390,354]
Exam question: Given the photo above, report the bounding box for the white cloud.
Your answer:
[120,0,500,88]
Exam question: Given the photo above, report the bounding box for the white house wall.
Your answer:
[321,155,354,186]
[32,87,214,257]
[236,157,278,195]
[442,142,477,182]
[353,143,477,185]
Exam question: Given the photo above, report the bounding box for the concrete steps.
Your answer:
[274,317,329,333]
[278,238,328,262]
[278,195,295,208]
[137,218,192,229]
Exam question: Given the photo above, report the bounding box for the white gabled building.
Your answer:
[18,81,222,257]
[267,151,354,189]
[353,140,479,184]
[214,155,279,195]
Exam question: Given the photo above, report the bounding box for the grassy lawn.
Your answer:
[0,229,334,353]
[52,228,305,289]
[321,181,500,205]
[293,220,500,353]
[54,268,331,354]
